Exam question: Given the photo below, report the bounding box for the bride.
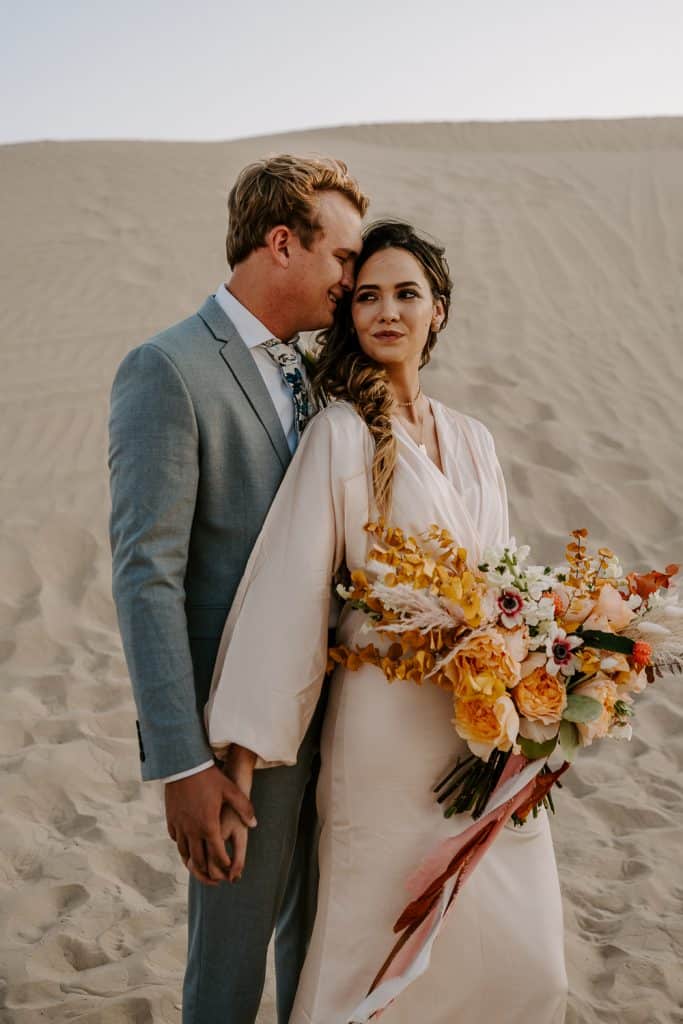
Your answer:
[204,220,568,1023]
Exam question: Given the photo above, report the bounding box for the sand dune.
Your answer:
[1,118,682,1022]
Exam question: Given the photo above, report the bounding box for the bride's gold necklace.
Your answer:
[394,386,427,452]
[394,383,421,408]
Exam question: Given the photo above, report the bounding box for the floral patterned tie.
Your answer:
[262,337,313,440]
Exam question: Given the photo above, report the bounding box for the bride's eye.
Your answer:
[355,292,376,302]
[398,289,418,300]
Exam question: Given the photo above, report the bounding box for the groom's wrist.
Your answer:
[159,759,214,785]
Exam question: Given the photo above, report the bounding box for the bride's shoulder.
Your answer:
[300,400,370,463]
[432,398,498,452]
[309,399,368,438]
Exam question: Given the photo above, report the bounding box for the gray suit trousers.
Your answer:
[182,637,327,1024]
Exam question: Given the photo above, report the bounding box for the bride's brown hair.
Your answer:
[311,220,453,517]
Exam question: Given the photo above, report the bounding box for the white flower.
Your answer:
[518,718,561,743]
[481,545,506,568]
[600,556,623,579]
[497,587,525,628]
[545,625,583,677]
[523,596,556,627]
[522,565,553,601]
[608,721,633,741]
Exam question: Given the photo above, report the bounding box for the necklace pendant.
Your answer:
[418,443,427,452]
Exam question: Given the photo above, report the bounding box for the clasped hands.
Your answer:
[164,747,257,887]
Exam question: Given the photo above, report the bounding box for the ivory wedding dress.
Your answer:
[205,399,568,1023]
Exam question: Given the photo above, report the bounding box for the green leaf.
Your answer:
[563,693,603,723]
[518,735,558,760]
[579,629,635,655]
[559,719,580,761]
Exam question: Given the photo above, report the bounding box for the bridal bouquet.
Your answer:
[329,522,683,1021]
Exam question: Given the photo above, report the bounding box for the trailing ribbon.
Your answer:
[348,754,571,1023]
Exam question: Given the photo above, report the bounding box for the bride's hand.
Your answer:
[219,804,249,881]
[216,742,257,882]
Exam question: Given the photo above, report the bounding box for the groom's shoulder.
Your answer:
[114,298,221,386]
[138,303,215,364]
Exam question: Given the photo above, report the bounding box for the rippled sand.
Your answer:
[1,119,681,1022]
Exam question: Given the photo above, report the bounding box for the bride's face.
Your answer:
[351,248,444,369]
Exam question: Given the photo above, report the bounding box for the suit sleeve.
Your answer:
[108,342,214,781]
[204,410,347,768]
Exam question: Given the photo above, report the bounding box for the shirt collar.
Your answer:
[214,283,279,350]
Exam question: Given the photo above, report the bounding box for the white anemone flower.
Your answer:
[545,625,583,676]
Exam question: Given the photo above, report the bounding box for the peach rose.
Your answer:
[442,628,521,700]
[563,594,596,631]
[583,583,636,632]
[454,693,520,762]
[618,668,648,694]
[513,656,567,725]
[572,673,618,747]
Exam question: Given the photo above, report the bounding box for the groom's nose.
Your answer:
[340,263,355,292]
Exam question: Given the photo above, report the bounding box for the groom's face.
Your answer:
[287,191,363,331]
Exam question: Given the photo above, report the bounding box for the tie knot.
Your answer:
[263,337,300,369]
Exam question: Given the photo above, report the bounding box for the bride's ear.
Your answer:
[431,296,446,333]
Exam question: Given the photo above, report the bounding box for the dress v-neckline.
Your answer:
[393,397,448,482]
[393,399,482,552]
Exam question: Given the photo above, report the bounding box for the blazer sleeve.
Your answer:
[108,342,214,781]
[204,409,347,768]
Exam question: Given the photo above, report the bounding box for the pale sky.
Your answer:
[2,0,682,145]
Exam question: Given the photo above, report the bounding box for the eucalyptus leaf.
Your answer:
[559,719,580,761]
[518,735,558,760]
[563,693,603,723]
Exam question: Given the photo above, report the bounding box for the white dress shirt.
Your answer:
[159,285,307,785]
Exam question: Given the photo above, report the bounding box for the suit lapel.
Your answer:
[198,296,291,470]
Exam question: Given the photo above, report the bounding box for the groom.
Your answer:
[108,154,367,1023]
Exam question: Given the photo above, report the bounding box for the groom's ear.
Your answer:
[267,225,293,267]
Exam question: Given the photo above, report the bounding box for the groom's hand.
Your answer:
[165,765,257,887]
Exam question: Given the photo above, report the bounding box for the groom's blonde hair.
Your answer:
[226,154,368,268]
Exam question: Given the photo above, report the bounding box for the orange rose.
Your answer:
[513,660,567,725]
[442,628,520,701]
[454,693,519,761]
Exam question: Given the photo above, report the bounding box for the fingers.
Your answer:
[188,836,219,887]
[176,832,190,868]
[228,825,248,882]
[205,828,233,882]
[223,778,258,828]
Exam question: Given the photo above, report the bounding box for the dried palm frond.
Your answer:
[371,582,461,635]
[624,603,683,678]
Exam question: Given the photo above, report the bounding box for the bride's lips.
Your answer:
[373,330,404,340]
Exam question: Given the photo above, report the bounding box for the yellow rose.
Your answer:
[573,674,617,747]
[513,659,567,725]
[454,693,520,762]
